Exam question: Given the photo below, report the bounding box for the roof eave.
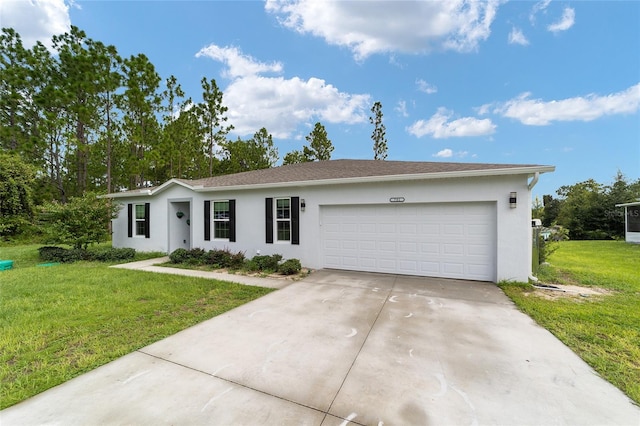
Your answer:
[193,165,556,193]
[104,178,194,199]
[616,201,640,207]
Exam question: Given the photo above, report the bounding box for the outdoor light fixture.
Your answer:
[509,192,517,209]
[301,199,306,211]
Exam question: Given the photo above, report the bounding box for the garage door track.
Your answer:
[2,270,638,425]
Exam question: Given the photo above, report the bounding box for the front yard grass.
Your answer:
[0,245,274,409]
[500,240,640,404]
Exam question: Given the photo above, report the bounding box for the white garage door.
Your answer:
[321,202,496,281]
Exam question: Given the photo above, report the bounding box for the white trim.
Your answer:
[616,201,640,207]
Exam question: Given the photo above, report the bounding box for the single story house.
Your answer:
[106,159,554,282]
[616,201,640,243]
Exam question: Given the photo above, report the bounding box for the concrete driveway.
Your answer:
[2,270,638,425]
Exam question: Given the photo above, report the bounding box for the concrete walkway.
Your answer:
[110,257,293,289]
[2,270,639,425]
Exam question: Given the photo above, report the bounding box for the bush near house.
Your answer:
[38,246,136,263]
[168,248,302,275]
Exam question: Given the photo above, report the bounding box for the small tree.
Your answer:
[370,101,388,160]
[0,153,36,238]
[282,150,308,165]
[39,192,121,249]
[304,122,333,161]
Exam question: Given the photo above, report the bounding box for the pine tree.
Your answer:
[370,101,388,160]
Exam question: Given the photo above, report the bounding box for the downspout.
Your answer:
[529,172,541,282]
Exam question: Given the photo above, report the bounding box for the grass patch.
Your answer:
[0,245,274,409]
[500,241,640,404]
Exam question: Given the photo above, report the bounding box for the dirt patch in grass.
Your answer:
[530,283,613,301]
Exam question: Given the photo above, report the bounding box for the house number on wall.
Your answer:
[389,197,405,203]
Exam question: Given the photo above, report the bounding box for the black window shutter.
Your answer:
[265,198,273,244]
[291,196,300,245]
[127,204,133,238]
[204,200,211,241]
[229,199,236,242]
[144,203,150,238]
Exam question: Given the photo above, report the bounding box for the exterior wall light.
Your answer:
[301,199,306,211]
[509,192,517,209]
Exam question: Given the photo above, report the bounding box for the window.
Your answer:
[128,203,150,238]
[276,198,291,241]
[265,197,299,245]
[205,200,235,242]
[213,201,230,239]
[135,204,147,236]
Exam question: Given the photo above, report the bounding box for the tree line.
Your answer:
[1,26,389,203]
[533,172,640,240]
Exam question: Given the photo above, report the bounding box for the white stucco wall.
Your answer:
[112,174,534,282]
[625,232,640,243]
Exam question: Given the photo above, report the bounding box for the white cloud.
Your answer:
[433,149,453,158]
[408,108,496,139]
[432,149,471,159]
[196,45,283,79]
[416,79,438,94]
[495,83,640,125]
[395,100,408,117]
[265,0,500,60]
[0,0,71,49]
[196,43,370,138]
[529,0,551,25]
[508,27,529,46]
[548,7,575,33]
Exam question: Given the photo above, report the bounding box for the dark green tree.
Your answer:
[370,101,388,160]
[197,77,233,177]
[116,54,162,188]
[282,150,308,165]
[304,122,333,161]
[39,192,121,249]
[0,153,36,237]
[51,26,104,196]
[220,128,278,174]
[283,122,333,164]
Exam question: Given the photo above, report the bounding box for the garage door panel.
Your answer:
[321,203,496,281]
[378,259,397,271]
[420,261,440,274]
[443,224,464,235]
[443,262,465,275]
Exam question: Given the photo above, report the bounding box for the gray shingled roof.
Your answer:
[181,159,546,188]
[107,159,552,197]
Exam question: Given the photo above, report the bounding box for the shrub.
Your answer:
[169,248,189,264]
[38,246,138,263]
[38,246,67,262]
[206,248,232,268]
[228,251,246,269]
[204,248,246,269]
[278,258,301,275]
[247,254,282,272]
[37,246,94,263]
[92,247,136,262]
[186,248,207,265]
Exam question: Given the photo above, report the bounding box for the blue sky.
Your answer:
[2,0,639,198]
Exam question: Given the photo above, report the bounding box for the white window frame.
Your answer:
[213,200,230,240]
[134,204,146,237]
[275,197,291,242]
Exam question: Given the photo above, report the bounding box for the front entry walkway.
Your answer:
[2,270,638,425]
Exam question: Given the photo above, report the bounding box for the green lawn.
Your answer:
[500,240,640,404]
[0,245,274,409]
